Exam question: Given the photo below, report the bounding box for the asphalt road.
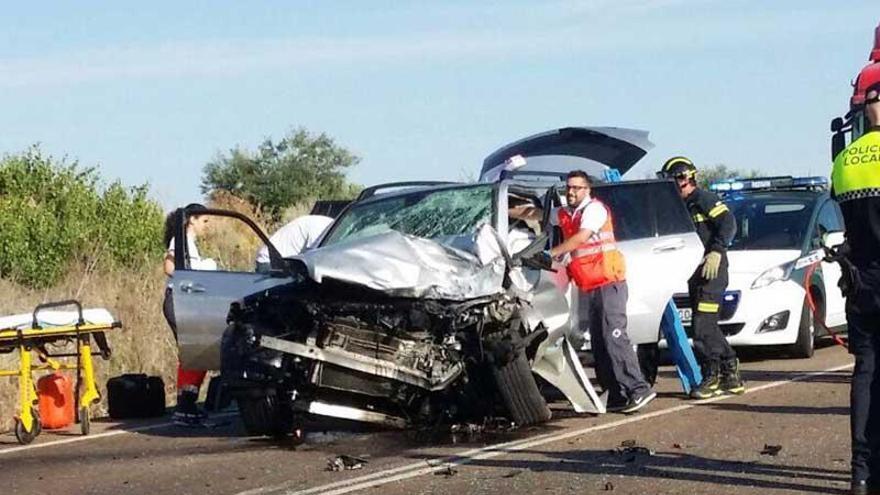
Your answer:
[0,341,855,495]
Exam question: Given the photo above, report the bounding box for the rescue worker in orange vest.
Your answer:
[549,170,656,413]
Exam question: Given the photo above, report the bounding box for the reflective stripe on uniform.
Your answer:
[693,213,707,223]
[708,203,729,218]
[574,243,619,257]
[697,302,720,313]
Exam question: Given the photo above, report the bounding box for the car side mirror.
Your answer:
[832,132,846,161]
[822,231,845,249]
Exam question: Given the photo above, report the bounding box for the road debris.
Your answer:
[603,481,615,491]
[760,444,783,456]
[327,455,368,471]
[434,465,458,477]
[501,470,522,479]
[611,440,655,462]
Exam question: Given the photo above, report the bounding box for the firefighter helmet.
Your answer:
[657,156,697,181]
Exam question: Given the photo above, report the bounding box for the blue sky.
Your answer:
[0,1,877,208]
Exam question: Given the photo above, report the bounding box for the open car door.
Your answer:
[592,180,704,343]
[170,208,294,370]
[480,126,654,182]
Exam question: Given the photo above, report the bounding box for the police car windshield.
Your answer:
[726,196,813,251]
[322,184,494,246]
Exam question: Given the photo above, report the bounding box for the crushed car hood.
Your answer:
[295,230,506,300]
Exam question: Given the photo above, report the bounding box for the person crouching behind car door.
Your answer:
[658,157,744,399]
[550,170,657,413]
[162,203,217,426]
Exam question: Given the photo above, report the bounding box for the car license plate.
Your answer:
[677,308,692,324]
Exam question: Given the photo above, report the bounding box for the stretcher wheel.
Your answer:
[79,407,90,435]
[14,409,41,445]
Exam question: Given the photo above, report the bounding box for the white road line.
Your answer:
[238,362,854,495]
[0,412,239,456]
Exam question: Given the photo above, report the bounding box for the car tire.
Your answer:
[237,393,291,438]
[492,351,552,426]
[787,296,818,359]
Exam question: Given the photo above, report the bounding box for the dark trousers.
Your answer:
[850,312,880,483]
[578,281,651,401]
[688,256,736,365]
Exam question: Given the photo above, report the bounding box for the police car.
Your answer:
[671,176,847,358]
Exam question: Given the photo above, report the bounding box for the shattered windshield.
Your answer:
[322,185,495,246]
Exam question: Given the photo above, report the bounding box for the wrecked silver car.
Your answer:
[170,127,703,435]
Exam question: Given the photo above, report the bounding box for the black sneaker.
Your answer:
[605,396,629,413]
[690,362,722,399]
[720,358,746,395]
[620,390,657,414]
[173,391,207,426]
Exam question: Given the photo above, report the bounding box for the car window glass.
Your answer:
[180,213,270,273]
[591,181,693,241]
[726,197,813,250]
[323,185,494,246]
[816,200,844,235]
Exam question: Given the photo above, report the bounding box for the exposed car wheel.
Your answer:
[237,393,292,438]
[492,352,551,426]
[787,296,818,359]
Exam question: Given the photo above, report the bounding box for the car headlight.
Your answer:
[751,262,794,289]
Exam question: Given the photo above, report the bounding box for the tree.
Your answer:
[696,164,760,189]
[0,146,164,287]
[201,128,361,219]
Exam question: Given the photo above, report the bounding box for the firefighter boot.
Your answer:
[720,358,746,395]
[690,361,722,399]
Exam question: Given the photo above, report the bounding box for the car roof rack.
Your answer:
[356,181,460,201]
[709,176,828,194]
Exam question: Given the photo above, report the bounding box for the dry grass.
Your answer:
[0,263,175,433]
[201,190,274,271]
[0,191,314,434]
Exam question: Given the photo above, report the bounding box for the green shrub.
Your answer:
[0,147,164,287]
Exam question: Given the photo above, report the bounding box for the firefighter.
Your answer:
[549,170,656,413]
[657,157,744,399]
[831,83,880,495]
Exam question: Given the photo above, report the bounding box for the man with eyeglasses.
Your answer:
[548,170,656,413]
[831,83,880,495]
[657,157,743,400]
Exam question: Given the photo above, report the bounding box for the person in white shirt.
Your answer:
[510,171,655,414]
[255,215,334,272]
[162,203,215,426]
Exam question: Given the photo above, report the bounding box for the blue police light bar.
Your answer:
[710,176,828,193]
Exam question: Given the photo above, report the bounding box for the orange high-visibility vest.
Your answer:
[557,200,626,290]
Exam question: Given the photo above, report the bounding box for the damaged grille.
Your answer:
[321,319,434,373]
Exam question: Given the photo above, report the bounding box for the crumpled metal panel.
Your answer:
[296,230,506,300]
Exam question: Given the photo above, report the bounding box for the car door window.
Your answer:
[816,200,844,235]
[592,181,694,240]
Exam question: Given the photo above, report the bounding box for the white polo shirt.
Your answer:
[256,215,334,263]
[167,237,217,271]
[550,198,608,236]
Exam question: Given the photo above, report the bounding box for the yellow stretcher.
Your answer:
[0,300,121,444]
